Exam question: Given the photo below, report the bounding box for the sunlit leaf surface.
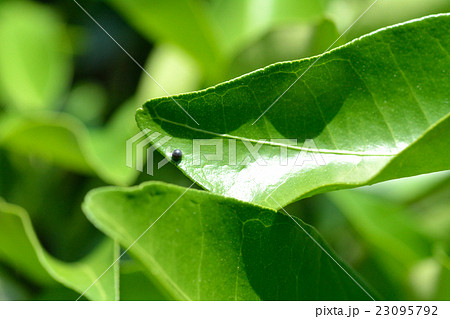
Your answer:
[137,14,450,209]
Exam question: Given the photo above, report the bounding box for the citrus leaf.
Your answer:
[0,199,119,301]
[136,14,450,209]
[83,181,375,300]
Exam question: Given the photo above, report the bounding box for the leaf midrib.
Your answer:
[142,113,405,157]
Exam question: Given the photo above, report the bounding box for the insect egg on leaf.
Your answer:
[172,149,182,161]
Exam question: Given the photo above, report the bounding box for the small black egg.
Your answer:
[172,149,182,161]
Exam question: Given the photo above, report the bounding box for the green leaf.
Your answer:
[0,265,30,301]
[328,187,450,300]
[0,42,204,186]
[105,0,223,76]
[0,113,93,174]
[328,191,431,283]
[356,171,450,203]
[106,0,327,81]
[136,44,202,102]
[0,111,137,185]
[136,14,450,209]
[332,0,450,40]
[228,18,342,79]
[64,82,107,126]
[0,1,72,111]
[0,199,119,301]
[209,0,326,55]
[120,260,170,301]
[409,245,450,300]
[90,43,203,185]
[83,181,375,300]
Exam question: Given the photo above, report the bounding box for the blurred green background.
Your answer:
[0,0,449,300]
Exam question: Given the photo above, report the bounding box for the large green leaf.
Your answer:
[136,14,450,209]
[83,181,375,300]
[0,199,119,301]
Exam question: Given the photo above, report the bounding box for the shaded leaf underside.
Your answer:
[83,182,374,300]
